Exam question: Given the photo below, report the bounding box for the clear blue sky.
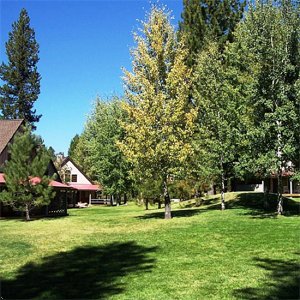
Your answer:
[0,0,183,154]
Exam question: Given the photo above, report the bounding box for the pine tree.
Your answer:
[47,146,56,161]
[179,0,245,67]
[118,6,197,219]
[0,126,54,220]
[68,134,80,158]
[0,9,41,129]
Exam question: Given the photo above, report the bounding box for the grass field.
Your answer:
[1,192,299,299]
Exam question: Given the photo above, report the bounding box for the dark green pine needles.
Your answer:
[0,8,41,129]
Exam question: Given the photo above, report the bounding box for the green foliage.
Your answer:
[68,134,80,159]
[292,173,300,182]
[70,135,88,174]
[223,0,300,213]
[119,5,197,185]
[0,9,41,129]
[168,178,196,200]
[179,0,245,66]
[73,97,133,197]
[47,146,56,162]
[136,176,163,208]
[193,42,252,206]
[118,5,198,218]
[239,0,298,174]
[0,126,55,220]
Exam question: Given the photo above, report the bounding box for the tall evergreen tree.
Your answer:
[68,134,80,158]
[118,6,197,219]
[47,146,56,162]
[0,9,41,129]
[179,0,245,67]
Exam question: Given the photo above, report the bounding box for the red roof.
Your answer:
[0,173,5,184]
[50,181,71,188]
[68,183,100,191]
[30,177,70,188]
[0,174,70,189]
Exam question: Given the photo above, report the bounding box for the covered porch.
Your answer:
[67,183,101,206]
[266,172,300,197]
[0,173,71,217]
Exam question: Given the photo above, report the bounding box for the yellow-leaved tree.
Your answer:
[118,6,197,219]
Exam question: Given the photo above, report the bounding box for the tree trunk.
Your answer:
[220,162,225,210]
[276,118,283,215]
[263,178,269,209]
[163,180,171,219]
[277,169,284,215]
[145,198,149,210]
[157,199,161,209]
[25,204,30,221]
[124,193,127,205]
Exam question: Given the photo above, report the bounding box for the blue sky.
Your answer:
[0,0,183,154]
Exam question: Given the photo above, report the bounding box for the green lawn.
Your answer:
[1,192,299,299]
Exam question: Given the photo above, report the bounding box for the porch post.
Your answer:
[89,193,91,205]
[289,179,293,194]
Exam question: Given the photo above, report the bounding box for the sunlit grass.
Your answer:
[1,192,299,299]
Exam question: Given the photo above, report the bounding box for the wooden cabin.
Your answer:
[0,119,70,217]
[60,156,101,206]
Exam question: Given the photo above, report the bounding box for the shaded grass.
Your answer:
[2,242,156,299]
[0,192,299,299]
[179,192,300,217]
[233,256,300,299]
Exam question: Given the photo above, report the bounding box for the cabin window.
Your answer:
[71,174,77,182]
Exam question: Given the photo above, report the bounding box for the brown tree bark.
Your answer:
[220,161,225,210]
[145,198,149,210]
[25,203,30,221]
[157,199,161,209]
[164,180,171,219]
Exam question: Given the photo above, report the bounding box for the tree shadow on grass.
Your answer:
[233,255,300,300]
[0,241,157,299]
[199,193,300,218]
[0,215,70,222]
[136,193,299,220]
[182,197,220,208]
[135,208,203,219]
[228,193,300,218]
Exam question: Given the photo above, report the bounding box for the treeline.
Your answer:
[69,0,300,218]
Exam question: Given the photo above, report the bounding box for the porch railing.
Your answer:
[90,198,114,205]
